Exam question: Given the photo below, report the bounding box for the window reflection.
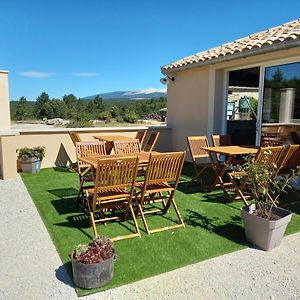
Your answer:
[262,62,300,146]
[263,62,300,123]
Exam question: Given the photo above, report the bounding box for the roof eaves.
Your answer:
[161,38,300,75]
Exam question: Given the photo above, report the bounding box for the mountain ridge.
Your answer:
[85,88,167,100]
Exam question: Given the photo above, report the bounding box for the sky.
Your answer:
[1,0,300,101]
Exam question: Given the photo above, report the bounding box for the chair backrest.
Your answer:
[255,146,284,174]
[135,129,147,145]
[143,152,186,187]
[113,139,141,154]
[143,131,160,152]
[93,156,139,206]
[69,131,82,146]
[76,141,107,172]
[278,144,300,171]
[288,131,300,144]
[211,134,232,147]
[187,136,210,162]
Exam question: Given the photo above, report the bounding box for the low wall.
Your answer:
[0,126,172,179]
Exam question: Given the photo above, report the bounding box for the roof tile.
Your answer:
[162,19,300,72]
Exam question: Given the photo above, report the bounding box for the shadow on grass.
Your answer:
[51,198,83,215]
[185,209,246,245]
[55,262,74,288]
[48,188,78,198]
[54,213,93,239]
[53,166,74,173]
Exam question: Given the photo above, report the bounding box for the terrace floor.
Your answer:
[1,170,300,299]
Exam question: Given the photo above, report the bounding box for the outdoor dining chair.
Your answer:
[75,141,107,206]
[69,131,82,146]
[211,134,245,164]
[86,156,141,240]
[186,136,212,187]
[142,131,160,152]
[113,139,141,154]
[134,151,186,235]
[228,146,284,205]
[135,129,147,146]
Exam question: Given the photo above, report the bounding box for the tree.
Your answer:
[50,99,68,118]
[15,96,30,120]
[34,92,50,119]
[86,96,105,118]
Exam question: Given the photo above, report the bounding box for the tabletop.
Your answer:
[200,146,258,156]
[93,135,136,142]
[79,151,158,167]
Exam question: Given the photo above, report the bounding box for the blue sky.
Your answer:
[1,1,300,101]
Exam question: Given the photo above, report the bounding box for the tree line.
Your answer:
[10,92,167,127]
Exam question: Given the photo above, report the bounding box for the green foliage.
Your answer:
[17,146,46,160]
[237,151,300,219]
[34,92,51,118]
[66,120,92,128]
[15,97,31,120]
[99,111,111,121]
[123,111,138,123]
[10,91,167,125]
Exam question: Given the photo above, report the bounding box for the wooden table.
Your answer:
[200,146,258,197]
[79,151,158,168]
[93,135,137,153]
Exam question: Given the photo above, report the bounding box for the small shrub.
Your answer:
[70,236,115,264]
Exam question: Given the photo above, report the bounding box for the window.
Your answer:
[262,61,300,123]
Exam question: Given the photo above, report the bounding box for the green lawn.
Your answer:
[21,165,300,297]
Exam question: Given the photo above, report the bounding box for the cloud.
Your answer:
[18,71,53,78]
[72,72,100,77]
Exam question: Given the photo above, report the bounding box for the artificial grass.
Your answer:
[21,164,300,297]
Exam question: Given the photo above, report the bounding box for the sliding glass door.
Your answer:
[261,61,300,145]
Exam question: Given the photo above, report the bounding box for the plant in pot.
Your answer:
[69,236,116,289]
[235,150,300,251]
[17,146,46,174]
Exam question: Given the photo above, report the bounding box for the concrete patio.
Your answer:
[1,176,300,300]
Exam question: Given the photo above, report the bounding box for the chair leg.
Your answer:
[138,203,150,235]
[171,198,185,227]
[129,205,141,238]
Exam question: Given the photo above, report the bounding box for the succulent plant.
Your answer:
[70,236,115,264]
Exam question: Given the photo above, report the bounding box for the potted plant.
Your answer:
[69,236,116,289]
[236,150,300,251]
[17,146,46,173]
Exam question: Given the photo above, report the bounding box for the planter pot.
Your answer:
[19,157,41,174]
[71,255,115,289]
[241,204,292,251]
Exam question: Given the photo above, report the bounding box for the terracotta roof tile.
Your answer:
[162,19,300,72]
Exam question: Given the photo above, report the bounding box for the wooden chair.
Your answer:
[69,131,82,146]
[135,151,186,235]
[135,129,147,146]
[288,132,300,144]
[228,146,284,205]
[186,136,212,186]
[76,141,107,206]
[211,134,232,147]
[211,134,245,164]
[143,131,160,152]
[113,139,141,154]
[86,156,141,240]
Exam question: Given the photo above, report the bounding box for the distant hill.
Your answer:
[85,88,167,100]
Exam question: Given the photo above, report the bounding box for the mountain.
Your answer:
[85,88,167,100]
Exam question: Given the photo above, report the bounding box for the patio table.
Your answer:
[93,135,137,153]
[200,146,258,198]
